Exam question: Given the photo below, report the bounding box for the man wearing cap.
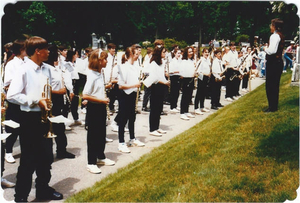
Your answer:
[283,41,296,72]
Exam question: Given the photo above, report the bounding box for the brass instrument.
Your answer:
[229,54,249,81]
[102,69,111,120]
[41,78,57,138]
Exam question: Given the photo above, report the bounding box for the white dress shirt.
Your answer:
[169,58,182,76]
[180,59,195,78]
[212,58,223,79]
[265,31,281,55]
[104,53,118,84]
[118,62,139,95]
[197,56,211,80]
[64,61,79,80]
[7,59,51,112]
[227,50,238,68]
[4,56,25,87]
[143,61,168,88]
[82,69,105,102]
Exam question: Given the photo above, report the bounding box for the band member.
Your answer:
[142,47,153,112]
[179,46,195,120]
[82,49,115,174]
[3,39,27,164]
[44,45,75,159]
[195,48,211,114]
[117,46,145,153]
[169,48,182,113]
[264,18,285,112]
[242,47,252,92]
[143,45,170,137]
[225,42,238,101]
[211,49,225,109]
[7,36,63,202]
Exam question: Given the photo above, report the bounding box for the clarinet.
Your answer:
[229,54,249,81]
[166,57,171,92]
[135,69,143,112]
[102,69,110,120]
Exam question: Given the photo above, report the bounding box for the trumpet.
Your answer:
[41,78,57,138]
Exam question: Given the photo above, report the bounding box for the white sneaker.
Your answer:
[185,113,195,118]
[225,97,233,102]
[106,137,113,143]
[222,86,226,91]
[125,127,129,132]
[129,139,145,147]
[242,88,247,93]
[81,108,87,114]
[149,130,163,137]
[170,108,179,113]
[97,158,115,166]
[180,114,190,120]
[5,153,15,163]
[157,129,167,134]
[65,125,72,131]
[195,109,204,115]
[176,107,181,111]
[1,178,15,188]
[86,164,101,174]
[111,121,118,132]
[118,143,131,153]
[201,108,210,112]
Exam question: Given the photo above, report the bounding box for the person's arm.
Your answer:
[265,33,280,55]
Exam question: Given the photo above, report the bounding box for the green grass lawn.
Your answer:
[67,72,299,202]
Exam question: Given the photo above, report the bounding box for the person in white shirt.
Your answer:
[44,44,75,159]
[7,36,63,202]
[3,39,27,164]
[142,47,153,112]
[169,48,182,113]
[242,47,253,92]
[264,18,285,112]
[143,45,170,137]
[179,46,195,120]
[194,48,211,114]
[82,49,115,174]
[117,46,145,153]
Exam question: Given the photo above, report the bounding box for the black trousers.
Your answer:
[149,83,165,132]
[142,85,151,108]
[5,101,21,153]
[86,102,106,164]
[242,68,250,89]
[194,76,209,109]
[108,84,119,111]
[170,75,181,109]
[180,78,194,114]
[211,76,222,106]
[78,73,87,109]
[118,90,136,142]
[14,111,53,200]
[266,56,283,111]
[70,79,80,121]
[52,94,67,154]
[225,68,234,98]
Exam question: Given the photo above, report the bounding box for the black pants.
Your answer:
[242,68,250,89]
[52,94,68,154]
[194,76,209,109]
[180,78,194,114]
[266,56,283,111]
[149,83,165,132]
[211,76,222,106]
[86,102,106,164]
[118,91,136,142]
[78,73,87,109]
[225,68,234,98]
[14,111,53,200]
[142,85,151,108]
[70,79,80,121]
[108,84,119,111]
[170,75,181,109]
[5,101,21,153]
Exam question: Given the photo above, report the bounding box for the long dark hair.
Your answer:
[65,49,76,62]
[150,46,165,65]
[45,44,58,66]
[182,46,193,60]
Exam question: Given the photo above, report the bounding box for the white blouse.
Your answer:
[118,61,140,95]
[82,69,105,101]
[180,59,195,78]
[143,61,168,88]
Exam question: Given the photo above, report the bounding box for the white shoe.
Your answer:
[170,108,179,113]
[125,127,129,132]
[81,108,87,114]
[111,121,118,132]
[5,153,15,163]
[106,137,113,143]
[1,178,15,188]
[97,158,115,166]
[118,143,131,153]
[195,109,204,115]
[65,125,72,131]
[86,164,101,174]
[201,108,210,112]
[129,139,145,147]
[176,107,181,111]
[157,129,167,134]
[185,113,195,118]
[242,88,247,93]
[180,114,190,120]
[225,97,233,102]
[222,86,226,91]
[149,130,163,137]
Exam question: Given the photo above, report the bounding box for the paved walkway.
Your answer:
[1,77,265,202]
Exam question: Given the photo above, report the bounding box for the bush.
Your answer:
[236,34,249,43]
[163,38,188,51]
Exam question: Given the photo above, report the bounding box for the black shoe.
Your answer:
[211,105,219,110]
[160,111,168,115]
[263,108,277,113]
[36,188,63,200]
[57,151,75,159]
[217,103,224,107]
[14,197,28,202]
[142,107,150,112]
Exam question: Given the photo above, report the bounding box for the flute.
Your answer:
[102,69,110,120]
[135,69,144,112]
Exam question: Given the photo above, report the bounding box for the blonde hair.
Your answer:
[89,49,108,71]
